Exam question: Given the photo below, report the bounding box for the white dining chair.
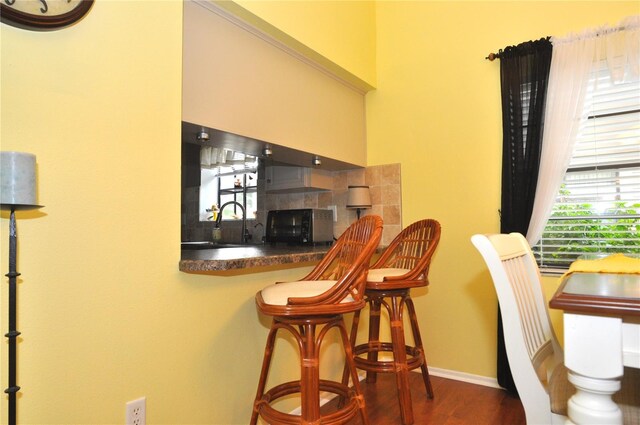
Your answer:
[471,233,639,425]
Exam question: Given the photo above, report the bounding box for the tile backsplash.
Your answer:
[182,162,402,246]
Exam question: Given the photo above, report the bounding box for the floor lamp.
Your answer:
[1,152,42,425]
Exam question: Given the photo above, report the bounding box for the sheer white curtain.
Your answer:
[526,15,640,246]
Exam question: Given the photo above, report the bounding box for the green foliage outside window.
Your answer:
[534,187,640,267]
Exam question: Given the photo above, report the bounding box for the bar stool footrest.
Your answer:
[256,379,361,425]
[353,342,425,373]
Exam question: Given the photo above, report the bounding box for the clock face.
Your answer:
[1,0,94,31]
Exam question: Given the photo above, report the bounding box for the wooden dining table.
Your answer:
[550,270,640,424]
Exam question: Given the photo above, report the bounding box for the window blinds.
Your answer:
[534,62,640,269]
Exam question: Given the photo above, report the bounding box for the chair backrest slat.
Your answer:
[504,256,548,361]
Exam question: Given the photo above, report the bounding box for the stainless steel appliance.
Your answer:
[265,209,334,244]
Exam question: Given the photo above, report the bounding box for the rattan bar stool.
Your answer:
[251,215,383,425]
[343,219,441,425]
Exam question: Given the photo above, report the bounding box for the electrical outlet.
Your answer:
[126,397,146,425]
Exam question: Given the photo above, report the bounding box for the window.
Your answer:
[533,61,640,269]
[199,148,258,222]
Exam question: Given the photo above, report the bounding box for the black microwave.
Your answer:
[265,209,334,245]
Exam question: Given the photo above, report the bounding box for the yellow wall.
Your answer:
[367,1,638,377]
[0,1,312,423]
[230,0,377,88]
[1,1,637,424]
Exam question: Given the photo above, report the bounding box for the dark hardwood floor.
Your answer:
[322,372,526,424]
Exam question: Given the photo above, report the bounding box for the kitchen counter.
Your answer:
[179,243,332,274]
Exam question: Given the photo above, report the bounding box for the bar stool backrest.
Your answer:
[372,219,441,283]
[293,215,383,306]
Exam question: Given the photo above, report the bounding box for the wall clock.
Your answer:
[1,0,94,31]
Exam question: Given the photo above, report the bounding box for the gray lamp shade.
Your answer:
[346,185,372,209]
[1,151,42,210]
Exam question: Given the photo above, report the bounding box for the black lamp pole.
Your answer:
[1,151,43,425]
[6,207,20,425]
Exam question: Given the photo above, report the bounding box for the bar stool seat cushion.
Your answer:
[261,280,354,305]
[367,268,411,282]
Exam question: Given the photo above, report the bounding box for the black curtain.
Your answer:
[498,37,552,394]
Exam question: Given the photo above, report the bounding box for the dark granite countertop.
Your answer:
[179,243,332,274]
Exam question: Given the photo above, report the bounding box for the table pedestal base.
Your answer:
[567,369,623,424]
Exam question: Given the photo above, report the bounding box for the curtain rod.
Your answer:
[486,15,638,60]
[485,37,550,61]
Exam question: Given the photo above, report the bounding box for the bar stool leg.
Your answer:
[337,316,370,425]
[389,295,414,425]
[406,296,434,398]
[348,309,362,350]
[340,309,362,398]
[366,298,382,383]
[251,320,279,425]
[299,322,321,423]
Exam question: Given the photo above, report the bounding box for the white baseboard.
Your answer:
[427,367,501,389]
[288,369,501,415]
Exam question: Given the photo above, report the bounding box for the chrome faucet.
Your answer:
[216,201,248,244]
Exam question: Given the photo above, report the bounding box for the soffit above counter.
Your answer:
[182,121,361,171]
[183,1,367,168]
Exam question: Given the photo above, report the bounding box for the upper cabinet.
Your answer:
[265,166,332,193]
